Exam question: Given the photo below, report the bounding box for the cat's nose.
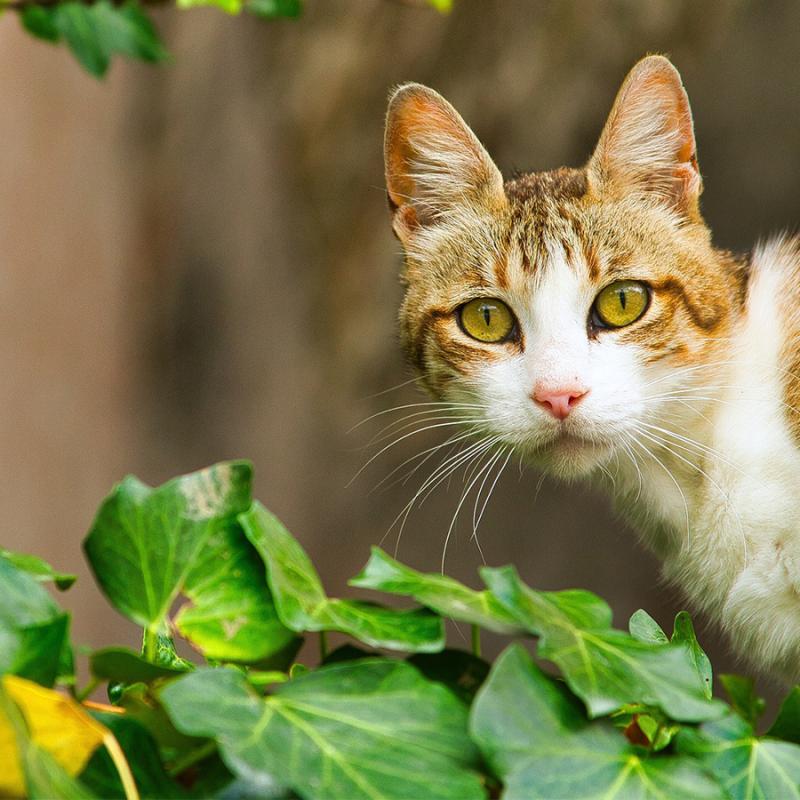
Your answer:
[532,385,588,420]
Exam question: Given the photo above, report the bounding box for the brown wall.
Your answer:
[1,0,799,689]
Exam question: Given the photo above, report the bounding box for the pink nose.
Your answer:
[533,385,588,420]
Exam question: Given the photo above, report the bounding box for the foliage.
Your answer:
[11,0,451,77]
[2,461,800,799]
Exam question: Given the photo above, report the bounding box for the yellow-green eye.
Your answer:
[459,298,516,343]
[593,280,650,328]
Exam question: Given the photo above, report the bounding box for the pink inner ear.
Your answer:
[590,56,702,215]
[385,90,478,211]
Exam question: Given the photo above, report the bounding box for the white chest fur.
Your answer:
[616,242,800,680]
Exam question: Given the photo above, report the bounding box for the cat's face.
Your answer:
[386,57,745,479]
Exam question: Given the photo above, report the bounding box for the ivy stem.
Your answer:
[471,624,481,658]
[167,740,218,778]
[142,628,158,662]
[103,732,141,800]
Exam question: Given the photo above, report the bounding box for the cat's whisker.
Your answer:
[363,374,426,399]
[348,419,485,487]
[472,446,510,538]
[347,401,486,434]
[625,432,691,549]
[366,412,484,448]
[384,435,498,555]
[369,428,476,495]
[637,421,745,475]
[441,441,505,573]
[472,448,513,562]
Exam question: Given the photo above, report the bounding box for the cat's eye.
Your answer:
[592,280,650,329]
[459,298,516,343]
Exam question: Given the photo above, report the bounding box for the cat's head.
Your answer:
[385,56,746,479]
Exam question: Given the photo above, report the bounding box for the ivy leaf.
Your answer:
[173,520,296,662]
[426,0,453,11]
[53,3,109,76]
[84,461,253,633]
[159,661,485,800]
[719,674,765,727]
[407,649,490,705]
[677,713,800,800]
[0,549,76,590]
[240,503,444,652]
[0,559,71,687]
[0,676,108,798]
[350,547,523,634]
[90,648,190,685]
[672,612,713,700]
[91,1,168,64]
[20,6,61,42]
[177,0,243,16]
[768,686,800,744]
[245,0,302,18]
[482,566,723,721]
[79,712,184,799]
[629,609,669,644]
[470,644,724,800]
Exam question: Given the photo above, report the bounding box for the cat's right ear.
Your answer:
[384,84,505,244]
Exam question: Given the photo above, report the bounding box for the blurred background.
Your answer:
[1,0,799,698]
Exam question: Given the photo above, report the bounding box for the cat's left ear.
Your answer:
[587,55,702,220]
[384,84,506,243]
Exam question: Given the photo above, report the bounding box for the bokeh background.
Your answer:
[2,0,799,699]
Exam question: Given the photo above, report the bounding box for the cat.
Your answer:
[383,54,800,681]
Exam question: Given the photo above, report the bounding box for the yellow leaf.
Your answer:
[0,675,107,797]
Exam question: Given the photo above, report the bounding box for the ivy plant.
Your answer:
[2,460,800,799]
[6,0,452,78]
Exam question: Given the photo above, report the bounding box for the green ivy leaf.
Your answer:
[350,547,523,634]
[159,661,485,800]
[672,612,713,700]
[481,566,723,721]
[0,559,70,687]
[629,609,669,644]
[719,674,765,728]
[53,2,109,77]
[90,648,190,685]
[19,6,60,42]
[84,461,252,632]
[470,644,724,800]
[240,503,444,652]
[174,520,296,662]
[768,686,800,744]
[426,0,453,12]
[0,550,76,590]
[407,649,490,705]
[177,0,243,16]
[79,713,184,799]
[245,0,302,18]
[678,713,800,800]
[91,1,168,64]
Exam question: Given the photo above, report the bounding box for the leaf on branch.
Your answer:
[245,0,302,18]
[719,674,765,728]
[350,546,523,634]
[177,0,243,16]
[0,549,76,590]
[240,502,444,652]
[470,644,724,800]
[678,712,800,800]
[481,566,724,721]
[159,660,485,800]
[90,648,190,685]
[768,686,800,745]
[0,676,108,798]
[0,558,71,688]
[20,5,61,42]
[84,462,294,663]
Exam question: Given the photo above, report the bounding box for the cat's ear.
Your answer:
[384,84,505,242]
[587,55,702,219]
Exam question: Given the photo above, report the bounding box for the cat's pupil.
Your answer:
[482,306,491,326]
[618,290,627,310]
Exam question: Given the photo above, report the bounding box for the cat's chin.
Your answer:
[525,433,612,480]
